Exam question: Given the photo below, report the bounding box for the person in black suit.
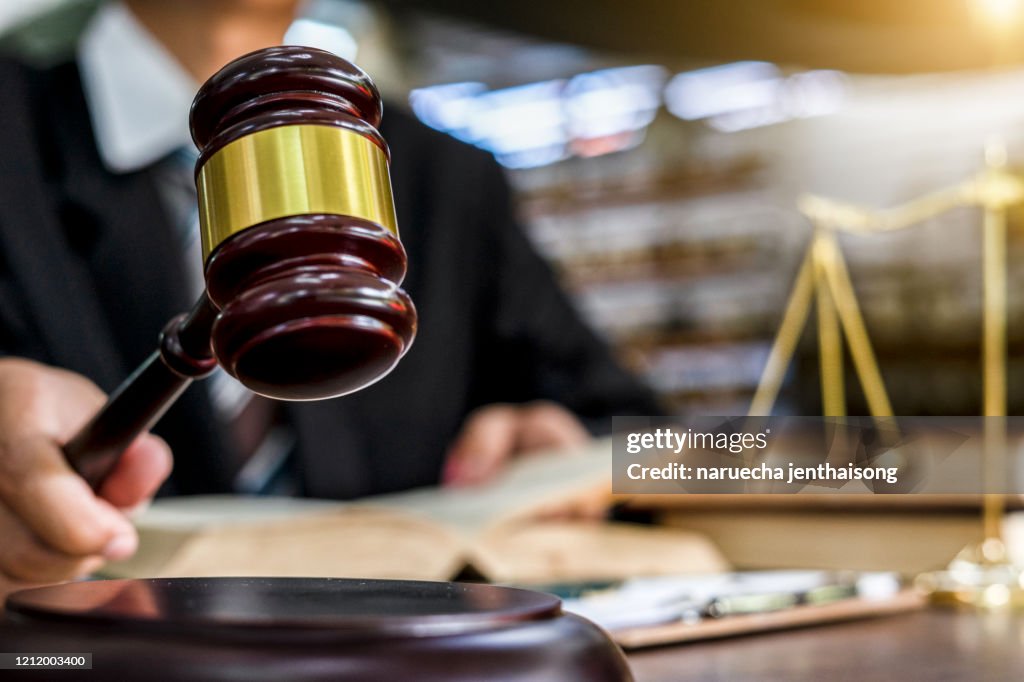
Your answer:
[0,0,659,591]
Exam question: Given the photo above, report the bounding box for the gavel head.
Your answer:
[189,46,416,401]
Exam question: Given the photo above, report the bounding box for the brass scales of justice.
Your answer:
[748,139,1024,608]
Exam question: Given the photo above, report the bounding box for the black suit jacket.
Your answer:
[0,56,660,499]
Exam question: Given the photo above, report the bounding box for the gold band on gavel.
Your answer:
[196,124,398,260]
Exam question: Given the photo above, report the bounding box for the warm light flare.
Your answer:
[971,0,1024,28]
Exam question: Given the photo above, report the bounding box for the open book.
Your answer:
[105,439,727,583]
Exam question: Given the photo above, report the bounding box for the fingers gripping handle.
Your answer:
[63,299,217,489]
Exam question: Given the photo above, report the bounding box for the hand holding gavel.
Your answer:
[61,46,417,489]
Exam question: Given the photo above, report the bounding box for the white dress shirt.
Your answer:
[78,1,197,174]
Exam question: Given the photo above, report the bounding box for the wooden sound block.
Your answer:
[3,577,632,681]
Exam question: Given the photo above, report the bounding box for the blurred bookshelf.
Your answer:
[510,146,806,415]
[391,11,1024,417]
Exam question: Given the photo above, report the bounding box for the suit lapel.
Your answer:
[59,161,194,370]
[47,62,193,375]
[0,59,123,388]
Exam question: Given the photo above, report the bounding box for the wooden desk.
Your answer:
[627,609,1024,681]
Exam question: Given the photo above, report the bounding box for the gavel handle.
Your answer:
[63,297,219,490]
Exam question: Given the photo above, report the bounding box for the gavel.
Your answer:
[7,46,634,682]
[62,46,417,489]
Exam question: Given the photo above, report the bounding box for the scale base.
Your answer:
[917,539,1024,609]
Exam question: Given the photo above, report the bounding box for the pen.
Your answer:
[706,582,859,618]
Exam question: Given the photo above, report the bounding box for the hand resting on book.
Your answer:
[442,401,591,487]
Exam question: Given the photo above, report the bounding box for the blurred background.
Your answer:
[9,0,1024,418]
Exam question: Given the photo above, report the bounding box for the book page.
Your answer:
[108,438,682,582]
[352,438,615,536]
[469,520,730,583]
[107,504,465,581]
[158,508,465,581]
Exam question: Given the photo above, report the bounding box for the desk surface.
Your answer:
[627,608,1024,681]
